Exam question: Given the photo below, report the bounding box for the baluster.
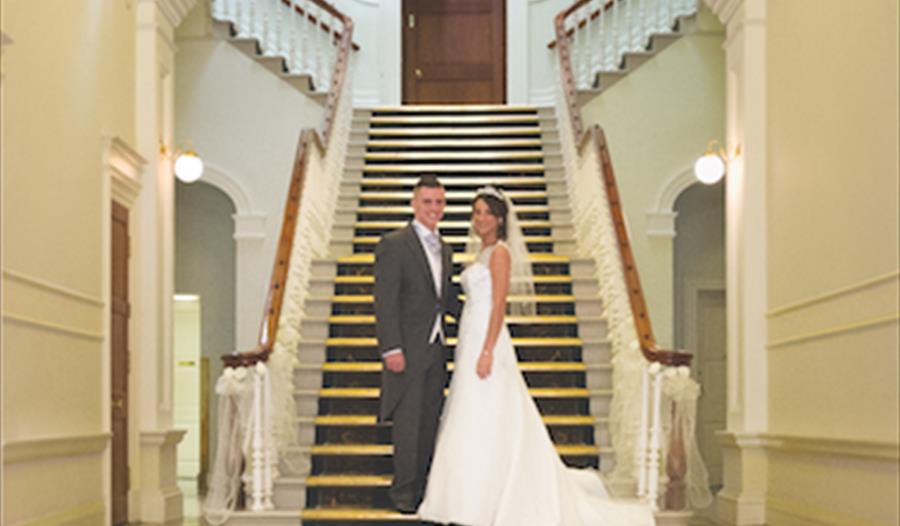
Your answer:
[297,0,310,76]
[597,5,606,73]
[286,1,297,72]
[573,6,585,89]
[250,364,265,511]
[261,363,275,510]
[310,4,322,90]
[587,0,599,84]
[637,0,646,48]
[234,0,244,36]
[248,0,257,41]
[274,0,284,56]
[612,0,621,68]
[661,0,670,31]
[647,364,664,511]
[636,363,650,497]
[665,401,688,510]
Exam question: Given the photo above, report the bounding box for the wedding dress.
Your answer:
[417,243,656,526]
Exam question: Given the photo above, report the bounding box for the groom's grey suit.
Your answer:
[374,223,461,508]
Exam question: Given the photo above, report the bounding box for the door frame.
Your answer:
[103,137,144,526]
[384,0,527,105]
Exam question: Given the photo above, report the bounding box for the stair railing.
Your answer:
[549,0,698,90]
[203,1,355,521]
[212,0,359,92]
[553,0,712,512]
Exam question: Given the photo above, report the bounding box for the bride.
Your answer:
[417,186,655,526]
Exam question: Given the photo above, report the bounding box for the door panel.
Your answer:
[111,202,130,525]
[403,0,506,104]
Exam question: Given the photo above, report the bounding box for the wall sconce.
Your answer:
[693,140,739,185]
[161,143,205,183]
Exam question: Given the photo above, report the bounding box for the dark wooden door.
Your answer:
[111,202,130,525]
[403,0,506,104]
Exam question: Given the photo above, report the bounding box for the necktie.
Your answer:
[424,230,442,256]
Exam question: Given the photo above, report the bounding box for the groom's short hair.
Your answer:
[414,174,443,192]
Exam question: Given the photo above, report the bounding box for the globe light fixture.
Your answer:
[694,140,727,185]
[174,150,204,183]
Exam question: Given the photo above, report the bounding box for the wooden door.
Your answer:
[403,0,506,104]
[111,202,130,525]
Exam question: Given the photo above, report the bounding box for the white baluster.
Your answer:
[572,7,583,89]
[297,0,310,76]
[662,0,671,31]
[597,5,607,73]
[636,363,650,497]
[286,1,297,72]
[249,364,265,511]
[261,363,275,510]
[588,0,600,83]
[247,0,257,40]
[647,363,664,511]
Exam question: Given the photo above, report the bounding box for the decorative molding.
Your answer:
[529,85,557,106]
[645,211,678,238]
[762,434,900,461]
[234,213,267,241]
[153,0,198,29]
[201,162,258,216]
[2,268,105,307]
[353,88,382,107]
[3,433,111,464]
[767,270,900,318]
[719,430,900,461]
[703,0,743,25]
[645,165,700,237]
[140,429,187,446]
[105,136,145,208]
[767,313,899,350]
[2,312,105,342]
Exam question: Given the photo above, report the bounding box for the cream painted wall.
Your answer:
[763,0,899,524]
[580,7,726,347]
[1,1,137,524]
[175,4,323,350]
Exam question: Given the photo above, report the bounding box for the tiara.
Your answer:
[475,185,505,200]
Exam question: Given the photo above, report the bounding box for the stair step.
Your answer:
[352,235,552,245]
[315,387,592,399]
[325,337,582,348]
[307,474,392,487]
[330,276,578,288]
[368,127,542,137]
[364,150,543,162]
[309,443,599,456]
[353,219,551,229]
[336,253,568,264]
[355,176,548,188]
[367,138,543,149]
[371,104,538,114]
[326,312,577,322]
[355,204,548,215]
[356,189,548,200]
[328,294,575,304]
[362,163,544,173]
[310,414,598,427]
[316,362,602,374]
[302,507,416,522]
[370,115,539,126]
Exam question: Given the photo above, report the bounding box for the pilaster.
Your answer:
[702,0,769,523]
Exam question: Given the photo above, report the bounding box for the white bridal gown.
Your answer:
[418,244,656,526]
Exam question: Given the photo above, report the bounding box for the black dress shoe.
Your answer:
[394,502,418,515]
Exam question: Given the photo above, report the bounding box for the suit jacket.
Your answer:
[374,224,462,420]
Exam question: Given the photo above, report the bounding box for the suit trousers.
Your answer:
[389,343,447,507]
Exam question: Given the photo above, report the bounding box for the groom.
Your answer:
[374,174,461,513]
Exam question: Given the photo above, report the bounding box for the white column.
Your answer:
[132,0,197,523]
[704,1,768,524]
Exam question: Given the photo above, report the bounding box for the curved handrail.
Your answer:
[223,0,354,368]
[555,1,691,367]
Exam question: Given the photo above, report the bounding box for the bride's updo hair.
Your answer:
[473,187,509,240]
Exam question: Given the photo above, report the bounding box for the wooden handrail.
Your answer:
[554,1,691,368]
[223,0,355,368]
[280,0,360,51]
[547,0,616,49]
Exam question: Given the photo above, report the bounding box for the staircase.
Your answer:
[282,105,615,525]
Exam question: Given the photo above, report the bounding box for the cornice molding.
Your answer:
[703,0,743,25]
[154,0,198,29]
[140,429,187,446]
[105,137,145,208]
[3,433,111,464]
